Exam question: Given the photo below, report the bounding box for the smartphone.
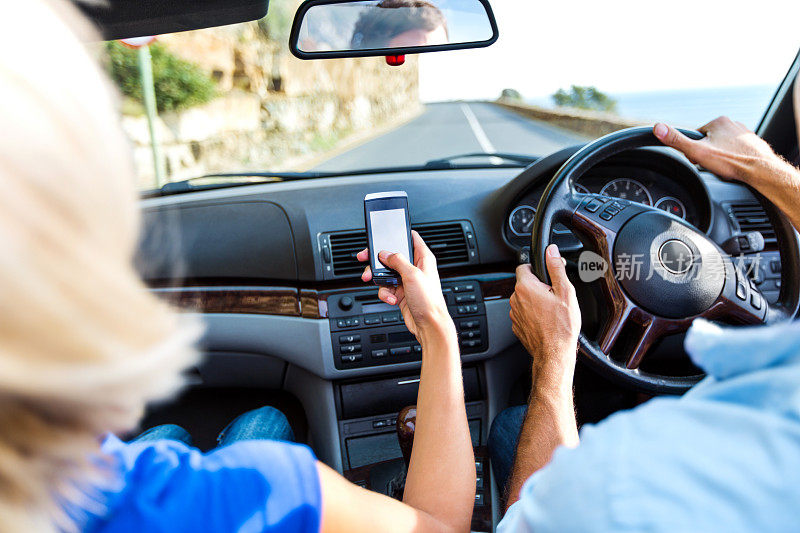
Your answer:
[364,191,414,286]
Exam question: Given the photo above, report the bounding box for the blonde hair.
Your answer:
[0,1,199,531]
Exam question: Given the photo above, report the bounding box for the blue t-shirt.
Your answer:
[86,437,321,533]
[498,318,800,532]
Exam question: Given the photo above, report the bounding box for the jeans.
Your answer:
[488,405,527,494]
[133,406,295,447]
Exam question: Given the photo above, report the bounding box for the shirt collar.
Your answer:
[685,319,800,380]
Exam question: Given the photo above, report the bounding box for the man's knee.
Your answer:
[489,405,527,448]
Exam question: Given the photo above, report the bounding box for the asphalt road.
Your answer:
[313,101,587,172]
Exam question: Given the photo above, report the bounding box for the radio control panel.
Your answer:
[329,281,488,369]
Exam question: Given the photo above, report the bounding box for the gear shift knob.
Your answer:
[396,405,416,467]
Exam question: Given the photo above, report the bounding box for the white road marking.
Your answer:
[460,103,503,164]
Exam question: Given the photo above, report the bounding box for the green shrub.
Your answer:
[500,88,523,101]
[105,41,216,113]
[552,85,617,113]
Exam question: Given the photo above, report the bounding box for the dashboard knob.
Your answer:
[339,296,354,311]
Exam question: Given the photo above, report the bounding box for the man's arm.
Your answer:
[654,118,800,231]
[318,233,475,533]
[505,244,582,509]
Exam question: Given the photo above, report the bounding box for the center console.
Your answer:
[336,367,492,531]
[328,280,488,369]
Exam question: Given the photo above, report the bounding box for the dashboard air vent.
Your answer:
[329,231,368,277]
[415,222,470,265]
[325,221,476,279]
[728,202,777,250]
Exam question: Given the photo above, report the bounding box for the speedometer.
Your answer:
[509,205,536,236]
[600,178,653,206]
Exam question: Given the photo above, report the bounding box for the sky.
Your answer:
[418,0,800,102]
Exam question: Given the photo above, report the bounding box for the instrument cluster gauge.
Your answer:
[600,178,653,206]
[655,196,687,219]
[509,205,536,236]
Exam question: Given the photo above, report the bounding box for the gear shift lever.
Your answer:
[396,405,416,468]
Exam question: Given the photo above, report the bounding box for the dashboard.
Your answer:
[139,146,781,383]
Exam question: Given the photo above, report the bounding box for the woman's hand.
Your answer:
[510,244,581,385]
[357,231,455,343]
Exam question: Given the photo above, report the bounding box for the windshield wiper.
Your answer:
[149,171,337,197]
[423,152,539,169]
[144,155,542,197]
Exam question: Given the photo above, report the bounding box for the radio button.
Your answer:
[461,330,479,339]
[390,346,412,356]
[364,314,382,325]
[341,354,363,363]
[455,294,476,303]
[371,349,388,358]
[339,334,361,344]
[461,339,481,349]
[382,312,401,323]
[460,320,479,329]
[340,344,361,354]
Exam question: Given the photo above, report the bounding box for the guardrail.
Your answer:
[492,99,644,138]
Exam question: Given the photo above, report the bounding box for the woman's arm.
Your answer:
[318,232,475,533]
[654,118,800,231]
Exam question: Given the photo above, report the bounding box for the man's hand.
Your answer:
[654,117,800,232]
[653,117,787,185]
[357,231,455,343]
[510,244,581,385]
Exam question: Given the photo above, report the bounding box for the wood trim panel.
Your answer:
[300,289,327,319]
[155,287,301,317]
[152,272,515,319]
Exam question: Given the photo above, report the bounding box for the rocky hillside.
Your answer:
[121,8,421,188]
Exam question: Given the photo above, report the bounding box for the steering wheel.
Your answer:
[531,126,800,394]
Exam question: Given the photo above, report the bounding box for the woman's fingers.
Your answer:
[361,265,372,282]
[356,248,369,262]
[378,285,398,305]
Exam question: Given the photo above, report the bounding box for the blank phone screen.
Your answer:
[369,208,410,270]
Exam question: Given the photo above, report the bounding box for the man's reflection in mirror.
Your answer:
[351,0,449,50]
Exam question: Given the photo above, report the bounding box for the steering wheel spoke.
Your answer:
[702,262,769,325]
[597,299,633,354]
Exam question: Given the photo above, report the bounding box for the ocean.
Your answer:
[529,85,779,130]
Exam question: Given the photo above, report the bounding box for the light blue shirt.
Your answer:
[498,319,800,533]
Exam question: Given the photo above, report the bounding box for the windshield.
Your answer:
[102,0,800,191]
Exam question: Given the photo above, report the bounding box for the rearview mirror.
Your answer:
[289,0,498,60]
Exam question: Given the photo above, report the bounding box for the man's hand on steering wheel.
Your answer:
[655,117,800,233]
[510,244,581,388]
[654,117,787,184]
